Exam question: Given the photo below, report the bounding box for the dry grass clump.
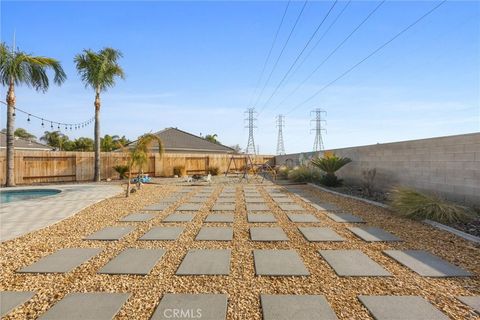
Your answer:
[287,166,322,183]
[390,187,476,224]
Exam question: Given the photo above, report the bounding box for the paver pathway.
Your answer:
[4,184,475,319]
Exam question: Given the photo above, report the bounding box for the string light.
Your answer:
[0,101,94,132]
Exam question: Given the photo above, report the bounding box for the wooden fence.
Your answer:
[0,151,273,185]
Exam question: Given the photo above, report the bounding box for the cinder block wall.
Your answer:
[275,133,480,206]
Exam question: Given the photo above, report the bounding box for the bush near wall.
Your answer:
[390,187,477,224]
[287,166,322,183]
[173,166,185,177]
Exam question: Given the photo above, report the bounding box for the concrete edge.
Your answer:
[306,182,480,245]
[306,183,390,208]
[423,219,480,244]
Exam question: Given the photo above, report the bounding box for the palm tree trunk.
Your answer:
[93,90,101,182]
[5,81,16,187]
[126,168,132,197]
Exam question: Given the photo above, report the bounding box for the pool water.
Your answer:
[1,189,61,203]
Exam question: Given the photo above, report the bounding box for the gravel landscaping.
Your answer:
[315,182,480,237]
[0,182,479,319]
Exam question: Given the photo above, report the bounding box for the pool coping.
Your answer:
[1,187,63,204]
[0,184,122,242]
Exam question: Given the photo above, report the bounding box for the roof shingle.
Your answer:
[129,128,234,153]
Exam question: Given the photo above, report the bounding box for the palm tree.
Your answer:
[1,127,36,140]
[123,133,164,197]
[40,131,69,150]
[0,43,66,186]
[205,133,220,144]
[101,134,119,152]
[74,48,125,182]
[311,153,352,187]
[73,137,94,151]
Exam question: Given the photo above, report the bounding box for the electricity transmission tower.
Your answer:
[310,108,326,152]
[244,108,257,154]
[276,114,286,155]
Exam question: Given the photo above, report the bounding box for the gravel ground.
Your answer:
[1,182,479,319]
[315,182,480,238]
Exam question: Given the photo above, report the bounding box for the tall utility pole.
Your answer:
[244,108,257,154]
[310,108,326,152]
[276,114,286,155]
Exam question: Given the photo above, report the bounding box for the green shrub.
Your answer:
[319,174,343,187]
[287,166,322,183]
[311,153,352,188]
[208,166,220,176]
[390,187,476,223]
[113,165,129,179]
[276,166,290,179]
[173,166,184,177]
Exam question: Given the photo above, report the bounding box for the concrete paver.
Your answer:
[384,250,472,277]
[196,227,233,241]
[358,296,448,320]
[298,227,344,242]
[319,250,391,277]
[38,292,130,320]
[140,227,184,240]
[250,227,288,241]
[176,249,231,275]
[253,250,309,276]
[151,294,228,320]
[261,295,337,320]
[98,248,165,275]
[18,248,102,273]
[0,291,35,317]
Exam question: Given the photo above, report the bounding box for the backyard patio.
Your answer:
[0,182,478,319]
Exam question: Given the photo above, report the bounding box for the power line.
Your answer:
[248,0,291,108]
[0,101,94,131]
[283,0,352,89]
[258,0,338,114]
[276,0,385,111]
[287,0,447,115]
[252,0,308,109]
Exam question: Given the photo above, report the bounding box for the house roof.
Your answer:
[0,132,52,150]
[128,127,235,153]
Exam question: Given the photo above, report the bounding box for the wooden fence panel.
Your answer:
[185,157,208,175]
[0,151,274,185]
[22,155,76,183]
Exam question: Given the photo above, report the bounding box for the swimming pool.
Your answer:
[0,189,61,203]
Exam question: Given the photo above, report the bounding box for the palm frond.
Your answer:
[75,47,124,92]
[310,154,352,174]
[0,43,66,91]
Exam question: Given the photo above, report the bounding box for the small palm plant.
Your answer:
[75,48,125,182]
[310,153,352,187]
[123,134,164,197]
[113,165,129,180]
[0,43,66,186]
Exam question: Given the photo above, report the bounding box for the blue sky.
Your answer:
[1,0,479,154]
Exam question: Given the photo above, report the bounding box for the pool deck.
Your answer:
[0,184,122,242]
